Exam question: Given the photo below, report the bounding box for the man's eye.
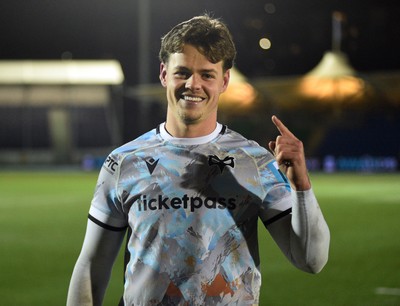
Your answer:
[203,73,215,79]
[175,71,190,78]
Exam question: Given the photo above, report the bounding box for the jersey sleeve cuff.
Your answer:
[89,206,128,230]
[261,194,293,226]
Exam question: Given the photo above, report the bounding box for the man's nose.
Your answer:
[185,74,201,91]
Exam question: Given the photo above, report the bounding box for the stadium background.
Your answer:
[0,1,399,305]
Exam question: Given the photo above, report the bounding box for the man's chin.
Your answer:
[178,112,202,125]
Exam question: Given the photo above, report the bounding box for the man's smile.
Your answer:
[180,95,205,103]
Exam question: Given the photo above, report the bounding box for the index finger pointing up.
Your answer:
[272,115,295,137]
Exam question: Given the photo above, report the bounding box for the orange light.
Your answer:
[300,76,365,102]
[299,51,366,102]
[219,67,257,107]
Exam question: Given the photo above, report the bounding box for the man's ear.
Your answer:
[221,69,231,93]
[159,62,167,87]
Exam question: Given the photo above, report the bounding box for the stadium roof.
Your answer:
[0,60,124,85]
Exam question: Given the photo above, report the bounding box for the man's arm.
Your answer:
[67,220,126,306]
[266,115,330,273]
[266,189,330,273]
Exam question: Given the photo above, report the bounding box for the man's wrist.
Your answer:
[291,177,312,191]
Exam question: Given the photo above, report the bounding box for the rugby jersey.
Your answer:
[89,123,292,305]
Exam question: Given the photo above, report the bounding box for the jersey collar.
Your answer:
[158,122,224,145]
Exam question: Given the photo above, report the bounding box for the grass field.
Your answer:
[0,171,399,305]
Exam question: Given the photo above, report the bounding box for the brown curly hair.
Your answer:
[159,15,236,71]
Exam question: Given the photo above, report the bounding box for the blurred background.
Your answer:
[0,0,399,171]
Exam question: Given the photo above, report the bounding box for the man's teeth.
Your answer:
[183,96,203,102]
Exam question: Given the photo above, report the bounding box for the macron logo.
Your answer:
[145,157,159,175]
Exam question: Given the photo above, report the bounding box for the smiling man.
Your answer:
[160,43,230,136]
[67,15,330,306]
[159,18,234,137]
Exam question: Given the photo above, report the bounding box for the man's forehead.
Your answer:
[167,46,224,71]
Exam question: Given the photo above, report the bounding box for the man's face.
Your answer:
[160,44,230,129]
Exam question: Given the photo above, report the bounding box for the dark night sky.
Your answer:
[1,0,399,85]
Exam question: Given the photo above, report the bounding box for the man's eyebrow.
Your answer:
[200,68,218,74]
[174,66,218,74]
[174,66,190,71]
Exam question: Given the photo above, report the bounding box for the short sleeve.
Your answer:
[258,159,293,225]
[88,153,128,230]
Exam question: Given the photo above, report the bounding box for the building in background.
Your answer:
[0,60,124,166]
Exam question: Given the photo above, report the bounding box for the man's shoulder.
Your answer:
[112,127,160,156]
[216,127,275,163]
[100,127,161,175]
[101,127,161,170]
[220,127,265,150]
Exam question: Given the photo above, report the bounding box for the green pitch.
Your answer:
[0,171,399,305]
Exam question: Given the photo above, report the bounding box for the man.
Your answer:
[67,15,330,306]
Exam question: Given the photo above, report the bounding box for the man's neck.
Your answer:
[165,114,217,138]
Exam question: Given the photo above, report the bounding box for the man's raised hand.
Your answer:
[268,115,311,191]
